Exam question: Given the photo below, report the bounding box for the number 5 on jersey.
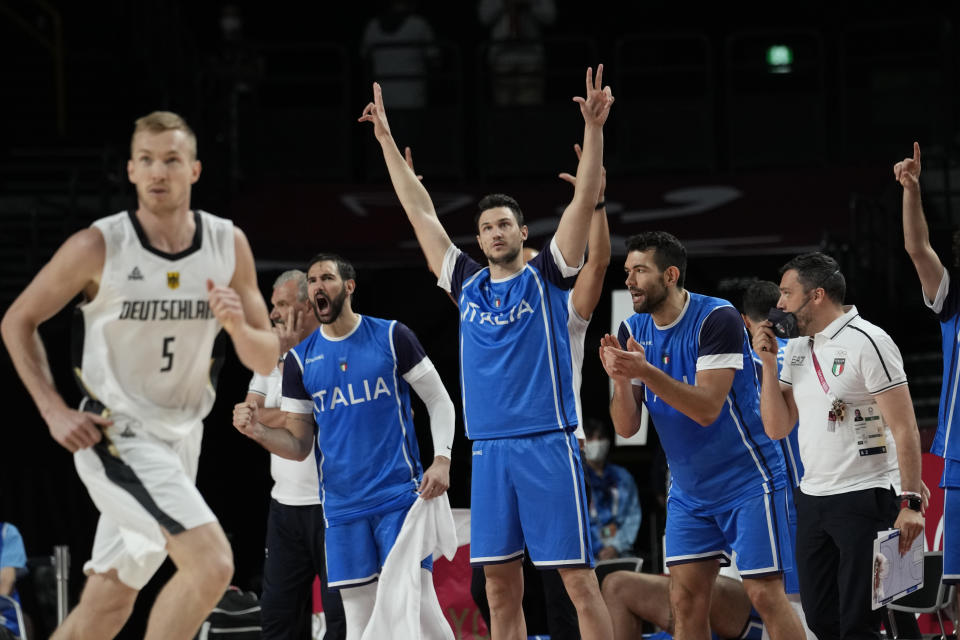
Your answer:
[161,336,175,372]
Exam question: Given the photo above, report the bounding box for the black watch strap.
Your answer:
[900,494,922,511]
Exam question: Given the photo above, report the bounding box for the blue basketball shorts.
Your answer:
[665,486,794,579]
[324,500,431,590]
[942,459,960,582]
[469,430,594,569]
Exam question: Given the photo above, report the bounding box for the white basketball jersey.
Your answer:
[77,210,235,440]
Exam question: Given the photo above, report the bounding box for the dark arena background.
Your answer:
[1,1,959,637]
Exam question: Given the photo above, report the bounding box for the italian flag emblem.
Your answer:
[832,358,845,376]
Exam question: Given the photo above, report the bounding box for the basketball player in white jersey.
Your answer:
[1,111,279,640]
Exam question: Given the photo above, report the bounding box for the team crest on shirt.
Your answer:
[166,272,180,289]
[832,358,845,376]
[110,415,140,438]
[494,297,502,308]
[662,354,670,365]
[339,357,348,372]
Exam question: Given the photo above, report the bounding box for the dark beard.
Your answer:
[632,285,668,314]
[487,245,521,266]
[312,287,348,324]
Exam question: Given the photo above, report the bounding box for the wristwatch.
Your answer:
[900,493,922,512]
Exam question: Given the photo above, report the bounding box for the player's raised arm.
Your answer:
[210,227,280,376]
[359,82,452,277]
[896,142,945,301]
[554,65,614,268]
[1,229,112,451]
[560,143,611,319]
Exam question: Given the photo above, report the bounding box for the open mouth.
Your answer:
[314,294,330,314]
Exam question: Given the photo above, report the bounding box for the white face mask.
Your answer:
[584,439,610,463]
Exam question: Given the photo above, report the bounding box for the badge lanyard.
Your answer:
[809,340,845,430]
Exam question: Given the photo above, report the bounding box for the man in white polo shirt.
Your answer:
[754,251,925,640]
[235,270,345,640]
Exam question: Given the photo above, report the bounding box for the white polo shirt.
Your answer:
[780,305,907,496]
[249,365,321,506]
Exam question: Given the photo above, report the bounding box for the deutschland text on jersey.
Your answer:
[76,210,235,441]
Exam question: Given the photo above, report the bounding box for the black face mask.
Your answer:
[768,307,800,339]
[767,269,840,340]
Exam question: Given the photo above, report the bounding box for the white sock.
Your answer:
[787,593,816,640]
[341,581,377,640]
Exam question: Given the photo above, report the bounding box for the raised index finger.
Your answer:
[913,141,921,164]
[585,66,593,96]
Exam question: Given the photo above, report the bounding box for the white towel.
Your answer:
[361,495,458,640]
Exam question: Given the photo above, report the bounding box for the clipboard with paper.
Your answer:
[871,529,924,610]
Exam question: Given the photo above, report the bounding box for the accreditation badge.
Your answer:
[848,402,887,456]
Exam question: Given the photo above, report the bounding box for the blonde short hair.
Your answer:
[131,111,198,159]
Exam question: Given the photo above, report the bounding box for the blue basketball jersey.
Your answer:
[281,316,426,525]
[0,523,25,636]
[752,337,804,488]
[930,272,960,462]
[620,292,786,512]
[441,240,580,439]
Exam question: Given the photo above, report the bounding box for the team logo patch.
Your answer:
[832,358,845,376]
[339,358,348,372]
[494,297,501,308]
[662,354,670,365]
[166,272,180,289]
[128,266,144,281]
[111,415,140,438]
